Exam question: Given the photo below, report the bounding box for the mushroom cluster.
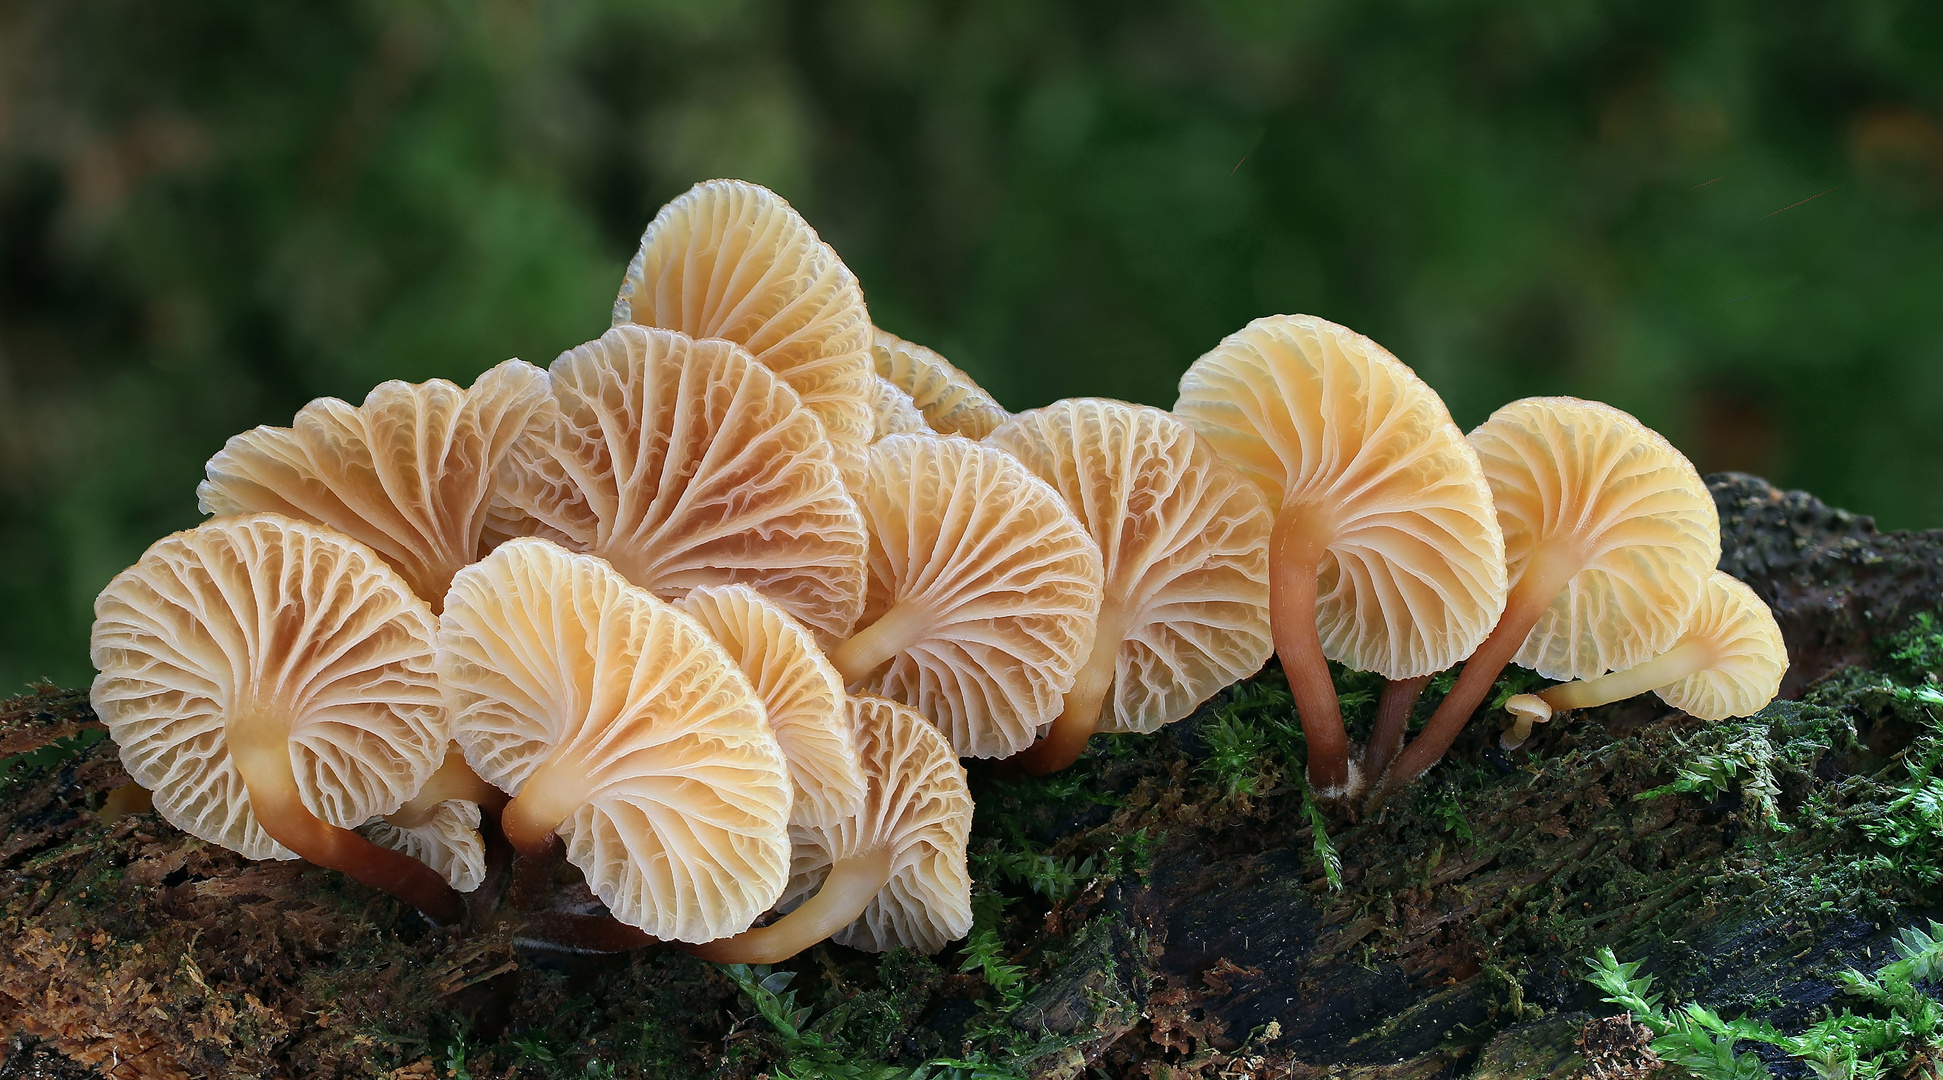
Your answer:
[92,179,1787,958]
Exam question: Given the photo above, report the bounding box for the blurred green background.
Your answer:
[3,1,1941,692]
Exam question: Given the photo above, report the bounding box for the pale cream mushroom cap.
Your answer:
[777,694,972,954]
[492,325,867,640]
[440,537,791,942]
[1174,314,1507,677]
[870,375,930,438]
[1655,573,1788,720]
[838,434,1104,758]
[1469,397,1720,681]
[614,179,875,483]
[678,583,864,829]
[198,359,552,607]
[872,329,1010,440]
[89,514,445,860]
[361,801,485,892]
[985,399,1273,734]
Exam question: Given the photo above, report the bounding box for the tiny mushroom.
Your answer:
[361,744,508,892]
[90,513,460,921]
[492,325,868,641]
[1500,570,1787,747]
[1376,397,1720,803]
[439,537,793,944]
[828,433,1105,759]
[690,693,972,962]
[991,399,1274,774]
[872,329,1011,440]
[1175,314,1507,800]
[614,179,876,484]
[199,359,551,609]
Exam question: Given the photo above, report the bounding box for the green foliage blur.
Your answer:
[3,1,1941,690]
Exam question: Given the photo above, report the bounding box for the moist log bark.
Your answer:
[5,473,1943,1079]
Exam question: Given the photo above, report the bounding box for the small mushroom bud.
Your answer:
[1502,571,1787,747]
[90,514,460,922]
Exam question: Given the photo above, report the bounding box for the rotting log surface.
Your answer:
[4,472,1943,1079]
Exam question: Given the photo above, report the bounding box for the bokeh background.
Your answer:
[3,1,1941,691]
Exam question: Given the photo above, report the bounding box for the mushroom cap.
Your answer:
[614,179,875,481]
[89,514,445,861]
[1655,572,1788,720]
[1469,397,1721,681]
[872,329,1010,440]
[1174,314,1508,677]
[492,325,868,640]
[845,433,1104,758]
[677,583,864,828]
[984,399,1274,733]
[198,359,552,607]
[870,375,931,438]
[778,694,972,954]
[439,537,791,942]
[361,800,485,892]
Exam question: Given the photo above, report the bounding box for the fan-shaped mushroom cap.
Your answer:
[1653,574,1787,719]
[440,537,792,943]
[1469,397,1720,681]
[362,801,485,893]
[198,360,551,608]
[677,583,864,828]
[90,514,446,859]
[780,694,972,954]
[1174,314,1507,677]
[614,179,875,481]
[830,434,1104,759]
[872,330,1010,440]
[492,325,867,640]
[870,375,930,438]
[988,400,1272,766]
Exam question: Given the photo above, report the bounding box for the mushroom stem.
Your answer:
[498,755,583,858]
[1371,553,1581,808]
[1012,607,1131,775]
[1536,639,1717,713]
[517,911,658,953]
[386,747,506,829]
[683,849,895,964]
[829,604,934,684]
[228,719,462,924]
[1361,675,1433,783]
[1268,505,1351,799]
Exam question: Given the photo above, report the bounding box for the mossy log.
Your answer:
[4,473,1943,1079]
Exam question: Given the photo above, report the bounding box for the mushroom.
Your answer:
[870,375,930,438]
[872,329,1011,439]
[1375,397,1720,801]
[491,325,868,641]
[360,744,508,892]
[438,537,792,943]
[677,583,865,828]
[1499,570,1787,748]
[828,433,1104,758]
[689,693,972,962]
[198,359,551,608]
[991,399,1274,774]
[89,513,460,921]
[1174,315,1507,800]
[614,179,876,484]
